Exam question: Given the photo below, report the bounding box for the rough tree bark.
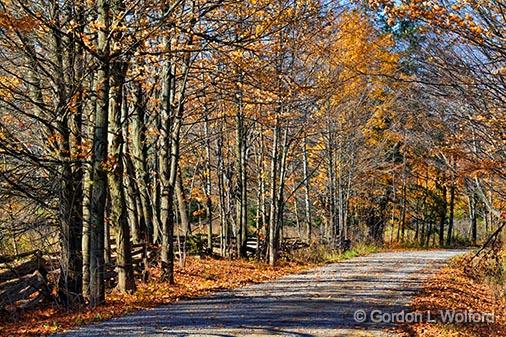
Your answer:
[88,0,110,306]
[175,170,191,236]
[131,79,154,243]
[107,60,136,293]
[302,134,312,243]
[204,114,213,251]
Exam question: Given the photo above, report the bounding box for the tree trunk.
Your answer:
[446,174,455,246]
[469,192,478,245]
[325,117,338,247]
[302,134,312,243]
[216,124,227,257]
[82,69,96,299]
[235,98,248,258]
[131,80,154,243]
[88,0,110,306]
[107,61,135,293]
[268,116,280,266]
[438,179,447,247]
[160,33,191,282]
[175,170,191,236]
[159,52,176,283]
[400,148,407,243]
[204,115,213,252]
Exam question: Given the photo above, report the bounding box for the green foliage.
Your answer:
[286,243,380,265]
[185,234,208,256]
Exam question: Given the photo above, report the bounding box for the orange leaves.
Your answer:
[0,11,37,32]
[405,255,506,336]
[73,140,92,160]
[0,257,311,336]
[371,0,489,42]
[321,10,400,105]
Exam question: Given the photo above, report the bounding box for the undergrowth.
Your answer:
[404,244,506,337]
[286,243,380,265]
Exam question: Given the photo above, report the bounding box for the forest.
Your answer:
[0,0,504,332]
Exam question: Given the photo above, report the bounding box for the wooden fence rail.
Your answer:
[0,251,52,312]
[0,236,309,312]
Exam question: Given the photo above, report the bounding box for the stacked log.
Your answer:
[0,251,52,312]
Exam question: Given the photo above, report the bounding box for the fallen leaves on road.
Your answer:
[0,257,311,336]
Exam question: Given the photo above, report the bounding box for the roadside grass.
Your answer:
[1,242,442,336]
[322,243,380,263]
[285,242,380,265]
[401,249,506,337]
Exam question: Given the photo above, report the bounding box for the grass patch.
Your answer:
[286,242,380,265]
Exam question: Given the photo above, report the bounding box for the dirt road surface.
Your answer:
[61,250,465,337]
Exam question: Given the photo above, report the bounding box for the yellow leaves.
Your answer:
[0,75,20,100]
[316,10,400,146]
[374,0,489,41]
[192,208,206,217]
[470,24,483,35]
[329,11,399,82]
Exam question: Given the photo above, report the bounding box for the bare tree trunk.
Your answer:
[82,95,95,299]
[159,49,176,283]
[216,124,227,257]
[302,134,312,243]
[89,0,110,306]
[268,116,280,266]
[107,60,135,293]
[160,31,191,282]
[131,80,154,243]
[294,194,300,237]
[175,170,191,236]
[325,117,338,247]
[204,115,213,252]
[124,149,141,244]
[400,148,407,243]
[469,192,478,245]
[425,220,432,247]
[254,127,265,259]
[446,169,455,246]
[235,97,248,258]
[104,200,112,266]
[438,178,447,247]
[57,22,84,308]
[152,136,162,244]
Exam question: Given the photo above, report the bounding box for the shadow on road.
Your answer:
[62,250,466,337]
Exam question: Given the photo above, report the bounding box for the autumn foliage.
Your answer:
[1,257,310,336]
[0,0,504,335]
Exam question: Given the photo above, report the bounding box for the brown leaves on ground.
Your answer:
[400,257,506,337]
[0,257,310,336]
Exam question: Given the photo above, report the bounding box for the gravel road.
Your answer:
[61,250,466,337]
